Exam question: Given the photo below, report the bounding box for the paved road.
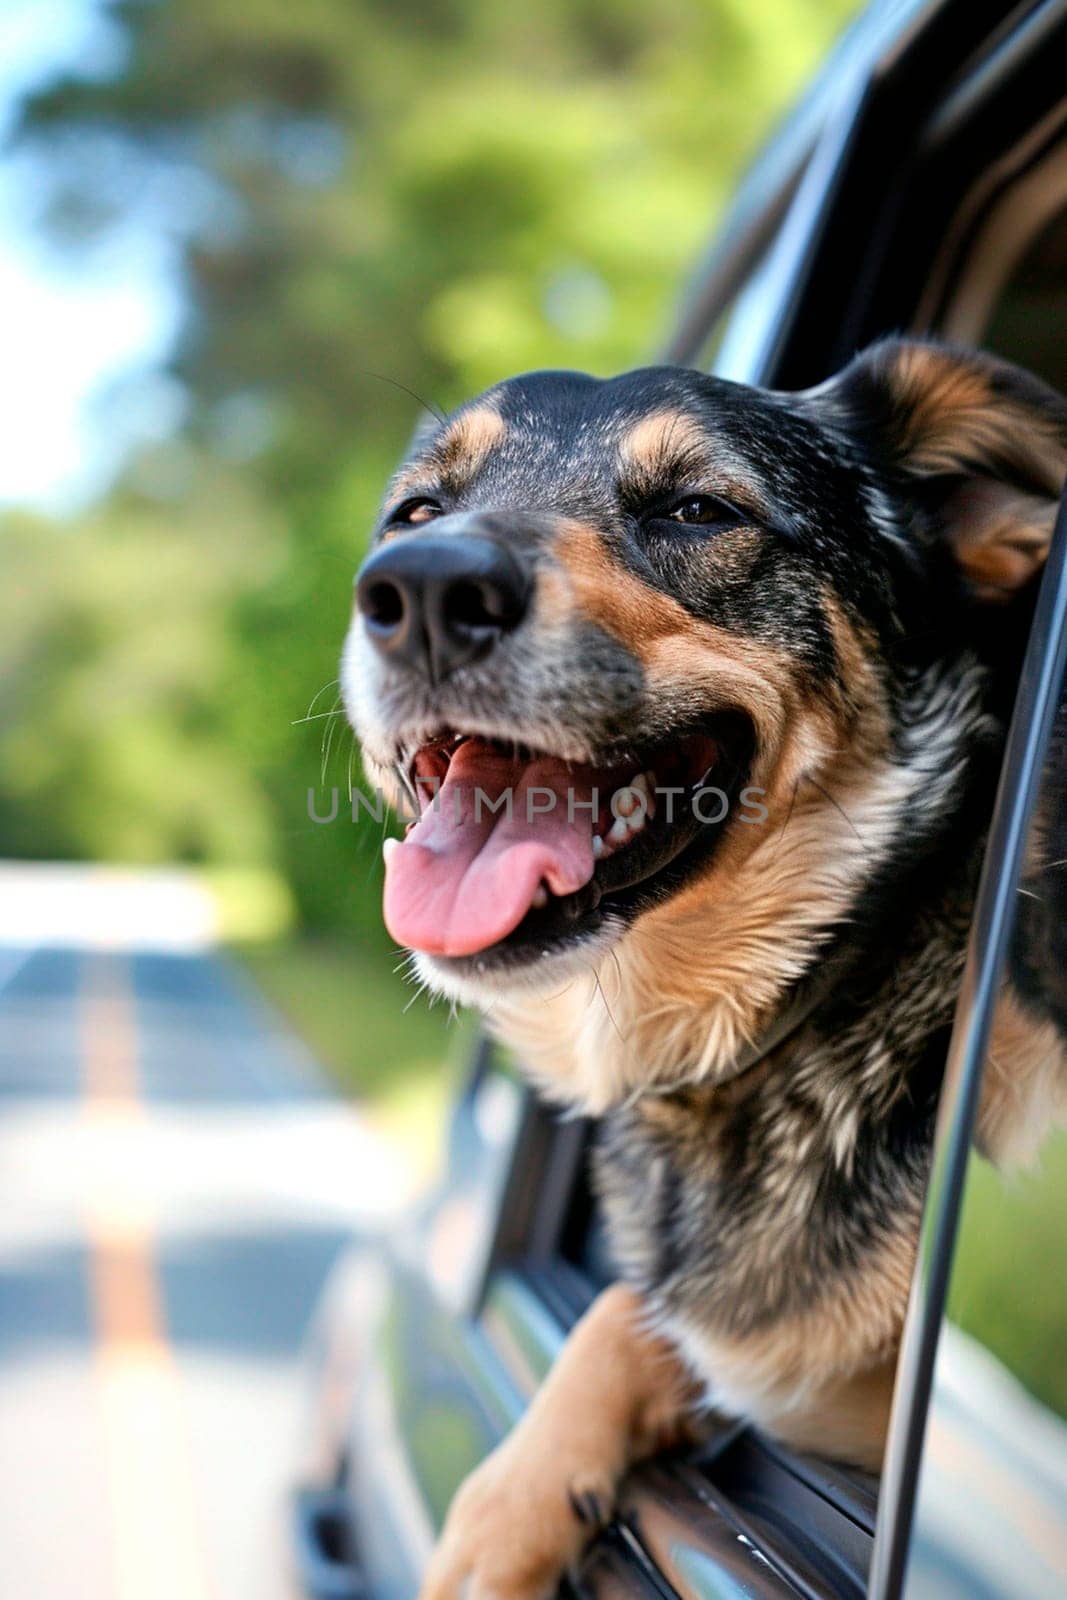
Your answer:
[0,942,408,1600]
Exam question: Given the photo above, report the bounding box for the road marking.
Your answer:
[81,952,216,1600]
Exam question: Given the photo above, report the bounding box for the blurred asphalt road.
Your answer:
[0,934,408,1600]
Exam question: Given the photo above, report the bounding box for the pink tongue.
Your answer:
[384,740,596,957]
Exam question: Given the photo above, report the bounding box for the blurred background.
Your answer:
[0,3,859,1596]
[0,0,857,1144]
[8,6,1067,1598]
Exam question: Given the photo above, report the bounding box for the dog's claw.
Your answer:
[567,1485,606,1528]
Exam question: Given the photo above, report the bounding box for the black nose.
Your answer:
[355,533,529,681]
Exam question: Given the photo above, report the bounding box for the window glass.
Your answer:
[903,619,1067,1600]
[904,1114,1067,1598]
[903,203,1067,1598]
[984,202,1067,394]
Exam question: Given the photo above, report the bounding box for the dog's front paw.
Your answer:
[418,1438,615,1600]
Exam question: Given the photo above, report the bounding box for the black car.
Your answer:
[291,3,1067,1596]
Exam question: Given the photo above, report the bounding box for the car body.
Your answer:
[290,4,1067,1596]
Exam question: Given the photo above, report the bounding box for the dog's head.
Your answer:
[343,341,1067,1107]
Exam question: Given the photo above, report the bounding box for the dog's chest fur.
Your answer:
[588,657,1004,1349]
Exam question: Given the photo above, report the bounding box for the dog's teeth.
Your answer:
[612,773,654,832]
[608,815,630,847]
[382,837,398,865]
[532,883,548,909]
[592,833,605,860]
[614,784,639,818]
[631,772,655,819]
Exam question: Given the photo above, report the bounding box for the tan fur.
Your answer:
[418,1261,904,1600]
[547,519,693,645]
[822,593,884,719]
[890,345,998,472]
[882,346,1066,561]
[390,403,507,501]
[771,1360,897,1467]
[386,461,439,506]
[980,989,1067,1166]
[490,743,923,1111]
[667,1228,916,1471]
[620,409,723,476]
[490,578,903,1112]
[942,480,1056,600]
[437,404,508,476]
[418,1286,700,1600]
[549,520,847,761]
[889,344,1060,490]
[552,519,767,650]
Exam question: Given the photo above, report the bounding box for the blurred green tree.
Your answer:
[3,0,856,931]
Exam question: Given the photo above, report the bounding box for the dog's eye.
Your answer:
[665,494,741,527]
[393,498,443,527]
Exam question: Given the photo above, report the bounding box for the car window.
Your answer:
[931,128,1067,393]
[985,191,1067,390]
[985,201,1067,392]
[900,609,1067,1600]
[897,145,1067,1600]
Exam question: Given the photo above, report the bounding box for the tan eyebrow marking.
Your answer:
[619,410,709,475]
[387,403,508,502]
[618,409,771,522]
[435,404,508,476]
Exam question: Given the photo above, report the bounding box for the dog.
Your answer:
[342,340,1067,1600]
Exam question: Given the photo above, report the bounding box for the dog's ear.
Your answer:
[820,340,1067,602]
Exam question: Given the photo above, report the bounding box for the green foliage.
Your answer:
[948,1135,1067,1418]
[0,492,280,866]
[3,0,857,929]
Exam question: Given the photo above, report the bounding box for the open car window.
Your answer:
[873,132,1067,1600]
[876,465,1067,1600]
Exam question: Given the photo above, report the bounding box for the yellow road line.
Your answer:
[81,953,216,1600]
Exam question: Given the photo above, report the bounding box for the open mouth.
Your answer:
[381,713,753,973]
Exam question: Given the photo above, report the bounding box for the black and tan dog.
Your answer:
[342,340,1067,1600]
